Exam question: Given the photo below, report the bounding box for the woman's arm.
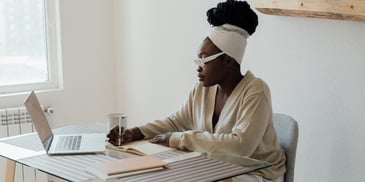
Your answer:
[169,92,271,156]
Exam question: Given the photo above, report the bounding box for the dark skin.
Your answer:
[107,37,243,147]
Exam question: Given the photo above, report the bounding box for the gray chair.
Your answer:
[272,113,299,182]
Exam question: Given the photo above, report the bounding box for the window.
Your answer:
[0,0,62,95]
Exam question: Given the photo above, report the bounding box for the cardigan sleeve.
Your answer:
[169,82,272,157]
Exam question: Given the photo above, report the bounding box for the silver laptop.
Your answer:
[24,91,106,155]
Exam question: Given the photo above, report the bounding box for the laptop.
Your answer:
[24,91,106,155]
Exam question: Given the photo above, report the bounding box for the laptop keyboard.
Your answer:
[56,136,82,151]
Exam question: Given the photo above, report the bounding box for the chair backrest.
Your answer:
[272,113,299,182]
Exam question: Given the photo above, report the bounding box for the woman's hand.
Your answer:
[107,127,144,146]
[149,132,173,147]
[107,126,131,146]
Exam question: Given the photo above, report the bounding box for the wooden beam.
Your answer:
[254,0,365,21]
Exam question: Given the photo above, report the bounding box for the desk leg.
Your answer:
[5,160,16,182]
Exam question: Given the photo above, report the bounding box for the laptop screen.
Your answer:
[24,91,53,151]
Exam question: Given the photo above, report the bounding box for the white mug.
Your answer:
[107,113,127,146]
[107,113,127,131]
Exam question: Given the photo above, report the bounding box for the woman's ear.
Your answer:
[222,55,240,70]
[223,55,236,65]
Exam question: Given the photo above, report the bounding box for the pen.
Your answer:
[118,116,121,146]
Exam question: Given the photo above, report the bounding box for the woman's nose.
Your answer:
[196,66,202,72]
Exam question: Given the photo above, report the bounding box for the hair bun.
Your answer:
[206,0,258,35]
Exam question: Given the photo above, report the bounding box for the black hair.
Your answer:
[207,0,258,35]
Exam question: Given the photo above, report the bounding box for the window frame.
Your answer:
[0,0,63,96]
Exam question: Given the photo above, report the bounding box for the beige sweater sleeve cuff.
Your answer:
[169,132,183,149]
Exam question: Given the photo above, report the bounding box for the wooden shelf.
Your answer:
[254,0,365,22]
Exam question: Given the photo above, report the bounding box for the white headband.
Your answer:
[208,24,249,64]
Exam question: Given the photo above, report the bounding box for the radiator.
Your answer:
[0,106,49,182]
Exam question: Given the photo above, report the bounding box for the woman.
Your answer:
[108,1,286,181]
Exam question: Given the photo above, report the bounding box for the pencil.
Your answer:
[118,116,121,146]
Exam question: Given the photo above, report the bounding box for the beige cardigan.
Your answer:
[138,71,286,179]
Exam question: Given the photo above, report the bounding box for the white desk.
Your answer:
[0,125,271,182]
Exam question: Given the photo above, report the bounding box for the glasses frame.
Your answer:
[194,52,225,67]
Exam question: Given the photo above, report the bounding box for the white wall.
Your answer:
[0,0,117,128]
[114,0,216,125]
[114,0,365,182]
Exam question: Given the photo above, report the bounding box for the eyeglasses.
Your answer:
[194,52,225,67]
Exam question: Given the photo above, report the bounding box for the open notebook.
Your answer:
[106,140,175,156]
